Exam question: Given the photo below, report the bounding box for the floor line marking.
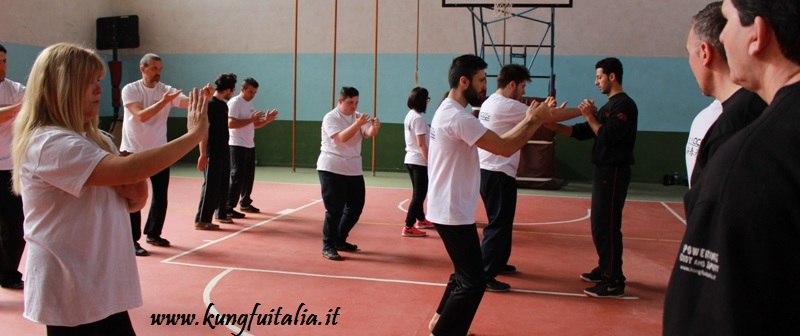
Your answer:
[174,260,636,300]
[202,269,255,336]
[514,209,591,226]
[397,199,409,213]
[661,201,686,225]
[397,201,591,226]
[162,199,322,263]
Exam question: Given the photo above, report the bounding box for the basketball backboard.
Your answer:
[442,0,572,7]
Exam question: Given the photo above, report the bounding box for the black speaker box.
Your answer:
[96,15,139,50]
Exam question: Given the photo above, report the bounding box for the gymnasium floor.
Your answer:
[0,164,688,335]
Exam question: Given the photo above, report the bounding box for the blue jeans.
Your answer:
[318,170,365,250]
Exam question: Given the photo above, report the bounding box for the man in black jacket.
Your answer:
[545,57,638,297]
[664,1,800,334]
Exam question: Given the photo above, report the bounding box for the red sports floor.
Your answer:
[0,173,687,335]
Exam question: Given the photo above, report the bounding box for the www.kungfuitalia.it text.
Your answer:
[150,302,341,335]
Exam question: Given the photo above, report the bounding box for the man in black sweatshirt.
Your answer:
[663,1,800,334]
[545,57,638,298]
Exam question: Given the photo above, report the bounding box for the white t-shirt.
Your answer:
[427,98,487,225]
[228,95,257,148]
[0,79,25,170]
[686,99,723,187]
[477,93,527,177]
[20,127,142,326]
[316,108,371,176]
[403,109,429,166]
[120,80,184,152]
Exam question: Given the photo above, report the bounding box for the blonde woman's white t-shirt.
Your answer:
[21,127,142,326]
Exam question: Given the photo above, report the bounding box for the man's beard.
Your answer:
[465,85,484,107]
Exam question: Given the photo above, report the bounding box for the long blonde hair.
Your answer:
[11,43,110,194]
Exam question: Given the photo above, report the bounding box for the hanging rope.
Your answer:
[372,0,379,176]
[332,0,338,108]
[415,0,420,84]
[292,0,299,171]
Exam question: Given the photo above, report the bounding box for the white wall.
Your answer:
[0,0,704,57]
[0,0,112,47]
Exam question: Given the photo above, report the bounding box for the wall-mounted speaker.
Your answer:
[96,15,139,50]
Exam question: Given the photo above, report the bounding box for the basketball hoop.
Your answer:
[492,0,512,18]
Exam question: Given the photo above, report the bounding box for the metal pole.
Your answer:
[371,0,379,176]
[292,0,299,172]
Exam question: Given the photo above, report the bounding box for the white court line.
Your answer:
[174,197,633,328]
[161,199,322,263]
[510,287,637,299]
[202,268,255,336]
[660,201,686,225]
[398,199,590,226]
[397,199,409,213]
[514,209,590,226]
[182,261,612,306]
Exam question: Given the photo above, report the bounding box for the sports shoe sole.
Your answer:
[584,289,624,298]
[402,233,427,237]
[580,274,602,283]
[195,223,220,230]
[146,238,170,247]
[227,211,246,219]
[498,265,517,274]
[486,286,511,292]
[335,243,359,252]
[485,279,511,292]
[322,251,343,261]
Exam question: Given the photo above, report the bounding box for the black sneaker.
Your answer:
[499,264,517,274]
[146,236,171,247]
[580,267,604,283]
[240,205,260,213]
[335,242,359,252]
[322,247,343,260]
[584,281,625,298]
[0,280,24,290]
[134,242,149,256]
[486,278,511,292]
[227,209,246,219]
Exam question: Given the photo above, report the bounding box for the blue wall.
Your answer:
[5,42,712,132]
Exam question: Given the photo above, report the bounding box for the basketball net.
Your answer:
[492,0,512,18]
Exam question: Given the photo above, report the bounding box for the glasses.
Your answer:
[426,97,431,102]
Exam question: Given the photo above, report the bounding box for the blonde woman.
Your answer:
[12,43,208,335]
